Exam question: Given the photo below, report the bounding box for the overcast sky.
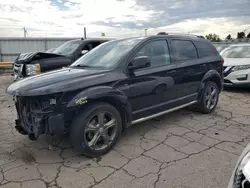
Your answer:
[0,0,250,38]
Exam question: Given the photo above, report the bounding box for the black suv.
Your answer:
[7,34,223,157]
[13,38,109,81]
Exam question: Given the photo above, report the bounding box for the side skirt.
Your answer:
[131,100,197,125]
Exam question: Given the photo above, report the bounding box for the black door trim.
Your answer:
[132,93,197,115]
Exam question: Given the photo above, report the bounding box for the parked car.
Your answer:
[221,44,250,87]
[228,143,250,188]
[213,43,231,53]
[7,34,223,157]
[45,48,56,53]
[12,38,109,81]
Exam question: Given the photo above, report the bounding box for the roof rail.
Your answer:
[157,32,205,38]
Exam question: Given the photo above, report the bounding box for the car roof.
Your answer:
[114,34,207,42]
[69,38,113,42]
[228,43,250,47]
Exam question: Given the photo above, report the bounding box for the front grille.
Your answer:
[234,169,250,188]
[223,66,234,77]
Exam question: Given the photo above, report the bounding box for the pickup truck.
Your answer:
[13,38,109,81]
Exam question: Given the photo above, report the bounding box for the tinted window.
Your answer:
[82,42,101,51]
[172,40,198,61]
[53,40,82,55]
[135,40,171,67]
[194,41,217,57]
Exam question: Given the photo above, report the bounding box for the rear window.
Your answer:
[171,40,198,61]
[194,41,217,58]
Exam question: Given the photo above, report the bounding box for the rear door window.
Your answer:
[171,40,198,61]
[194,41,217,58]
[134,40,171,67]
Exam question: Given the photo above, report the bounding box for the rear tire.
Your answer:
[195,81,219,114]
[70,102,122,158]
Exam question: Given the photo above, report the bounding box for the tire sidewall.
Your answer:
[201,81,219,113]
[70,103,122,157]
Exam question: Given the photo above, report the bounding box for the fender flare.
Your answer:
[197,70,223,100]
[67,86,128,107]
[66,86,132,126]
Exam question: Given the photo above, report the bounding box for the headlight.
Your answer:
[243,152,250,182]
[26,64,41,76]
[233,151,250,187]
[232,65,250,71]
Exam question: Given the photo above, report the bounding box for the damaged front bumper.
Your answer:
[13,63,24,81]
[14,95,66,140]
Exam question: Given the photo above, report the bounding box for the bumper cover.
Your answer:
[224,69,250,86]
[15,113,65,139]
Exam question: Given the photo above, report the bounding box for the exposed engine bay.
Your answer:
[14,93,67,140]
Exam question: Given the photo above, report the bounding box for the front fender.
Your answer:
[66,86,128,108]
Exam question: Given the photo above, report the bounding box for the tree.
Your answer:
[205,33,222,42]
[247,33,250,38]
[226,34,232,40]
[237,32,245,39]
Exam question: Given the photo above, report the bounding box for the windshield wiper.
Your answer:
[74,64,94,68]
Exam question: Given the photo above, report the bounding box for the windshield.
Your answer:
[71,38,142,69]
[221,46,250,58]
[53,40,82,55]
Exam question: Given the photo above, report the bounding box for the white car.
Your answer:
[221,44,250,87]
[228,143,250,188]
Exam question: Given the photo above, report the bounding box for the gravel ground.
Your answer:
[0,75,250,188]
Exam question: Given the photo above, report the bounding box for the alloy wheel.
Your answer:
[205,85,218,110]
[84,111,117,150]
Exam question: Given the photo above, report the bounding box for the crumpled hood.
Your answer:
[15,52,67,64]
[7,67,119,96]
[224,58,250,66]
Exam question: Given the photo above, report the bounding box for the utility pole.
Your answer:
[23,27,27,37]
[144,29,148,36]
[84,27,87,39]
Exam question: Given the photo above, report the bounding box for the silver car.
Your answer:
[221,44,250,87]
[228,143,250,188]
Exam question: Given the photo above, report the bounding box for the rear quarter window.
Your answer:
[171,40,198,61]
[194,41,218,58]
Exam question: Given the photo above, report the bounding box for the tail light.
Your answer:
[221,58,224,65]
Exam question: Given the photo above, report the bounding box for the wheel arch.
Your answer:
[66,86,132,130]
[198,70,223,101]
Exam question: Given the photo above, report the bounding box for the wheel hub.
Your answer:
[99,127,104,133]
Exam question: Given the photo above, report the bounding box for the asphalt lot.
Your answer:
[0,75,250,188]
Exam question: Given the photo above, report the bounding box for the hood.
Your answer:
[7,68,123,96]
[15,52,66,64]
[223,58,250,66]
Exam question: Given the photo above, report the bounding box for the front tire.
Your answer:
[70,102,122,157]
[195,81,219,114]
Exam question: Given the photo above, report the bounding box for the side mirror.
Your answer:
[129,56,150,71]
[81,50,89,55]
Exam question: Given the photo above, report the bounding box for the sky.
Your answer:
[0,0,250,38]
